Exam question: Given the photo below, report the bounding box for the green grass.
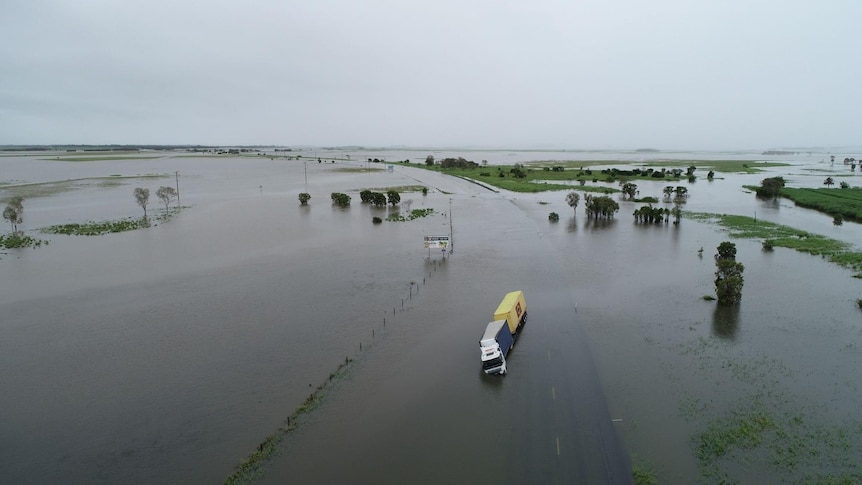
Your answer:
[687,212,862,273]
[385,208,434,222]
[41,217,153,236]
[778,187,862,222]
[421,165,662,193]
[642,160,788,173]
[0,232,48,250]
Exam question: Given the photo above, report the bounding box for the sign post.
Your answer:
[424,235,450,260]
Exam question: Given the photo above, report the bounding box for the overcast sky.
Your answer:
[2,1,859,150]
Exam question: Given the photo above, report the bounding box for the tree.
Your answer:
[707,170,715,180]
[662,186,674,200]
[330,192,351,207]
[565,191,580,213]
[583,195,619,219]
[716,241,737,260]
[686,165,697,176]
[298,192,311,206]
[371,192,387,207]
[3,197,24,232]
[134,188,150,218]
[714,242,744,305]
[671,204,682,225]
[824,177,835,188]
[621,182,638,199]
[425,155,435,166]
[674,186,688,200]
[156,186,177,212]
[756,176,785,198]
[386,190,401,206]
[548,212,559,222]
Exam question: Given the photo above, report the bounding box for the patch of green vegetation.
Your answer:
[687,212,862,272]
[224,357,354,485]
[419,164,668,193]
[631,458,658,485]
[0,232,48,250]
[777,187,862,222]
[386,208,434,222]
[642,160,788,173]
[43,156,161,162]
[41,217,153,236]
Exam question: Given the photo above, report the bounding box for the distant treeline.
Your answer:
[0,144,291,152]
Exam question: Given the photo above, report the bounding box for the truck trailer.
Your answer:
[480,320,514,375]
[480,291,527,375]
[493,290,528,336]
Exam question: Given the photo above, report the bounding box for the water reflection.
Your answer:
[711,304,740,340]
[583,218,617,231]
[567,217,578,233]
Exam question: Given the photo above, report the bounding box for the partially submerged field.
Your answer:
[1,149,861,484]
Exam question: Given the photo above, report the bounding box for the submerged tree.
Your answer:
[714,241,744,305]
[156,186,177,213]
[3,197,24,232]
[565,191,580,213]
[756,176,785,198]
[583,195,619,219]
[386,190,401,206]
[298,192,311,206]
[330,192,351,207]
[134,188,150,218]
[621,182,638,200]
[824,177,835,188]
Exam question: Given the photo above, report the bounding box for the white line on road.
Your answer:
[551,386,556,400]
[556,437,560,455]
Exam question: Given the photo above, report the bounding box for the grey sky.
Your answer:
[2,0,859,149]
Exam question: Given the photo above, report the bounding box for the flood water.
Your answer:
[1,149,861,484]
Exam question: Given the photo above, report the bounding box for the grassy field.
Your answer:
[420,164,680,193]
[778,187,862,222]
[687,212,862,274]
[411,158,785,193]
[641,160,788,173]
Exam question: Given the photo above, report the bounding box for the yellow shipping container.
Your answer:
[493,290,527,335]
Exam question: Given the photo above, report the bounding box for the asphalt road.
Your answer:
[260,168,632,484]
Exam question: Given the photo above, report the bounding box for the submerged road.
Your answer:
[260,168,632,484]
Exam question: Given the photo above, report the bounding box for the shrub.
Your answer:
[372,217,382,224]
[548,212,559,222]
[298,193,311,205]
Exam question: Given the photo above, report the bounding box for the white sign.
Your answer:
[424,235,450,249]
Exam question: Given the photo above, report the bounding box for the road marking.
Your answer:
[551,386,556,400]
[547,350,551,361]
[556,437,560,455]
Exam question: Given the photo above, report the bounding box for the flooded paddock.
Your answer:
[1,149,861,483]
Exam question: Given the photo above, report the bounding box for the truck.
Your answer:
[493,290,528,335]
[480,291,527,375]
[480,320,514,375]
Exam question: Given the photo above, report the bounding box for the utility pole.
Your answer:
[449,198,454,254]
[175,171,180,208]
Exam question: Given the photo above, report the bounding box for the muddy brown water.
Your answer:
[1,150,861,483]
